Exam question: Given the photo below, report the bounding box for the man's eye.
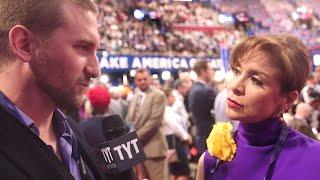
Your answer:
[79,46,88,51]
[76,45,89,52]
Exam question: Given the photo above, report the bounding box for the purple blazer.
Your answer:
[204,118,320,180]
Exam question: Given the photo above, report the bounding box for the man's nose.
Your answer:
[86,55,101,78]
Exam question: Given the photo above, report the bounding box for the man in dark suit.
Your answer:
[0,0,103,179]
[189,60,217,155]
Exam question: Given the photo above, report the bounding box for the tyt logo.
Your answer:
[101,138,140,163]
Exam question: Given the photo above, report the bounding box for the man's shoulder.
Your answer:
[0,106,24,134]
[191,82,205,88]
[287,117,305,128]
[148,87,165,97]
[190,83,206,93]
[190,84,215,98]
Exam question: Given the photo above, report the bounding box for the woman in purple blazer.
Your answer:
[197,34,320,180]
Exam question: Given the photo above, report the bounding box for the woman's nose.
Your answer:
[228,75,245,96]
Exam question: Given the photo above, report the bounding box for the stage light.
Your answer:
[161,71,171,81]
[134,9,145,20]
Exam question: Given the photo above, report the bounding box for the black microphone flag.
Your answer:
[98,131,146,174]
[79,114,146,176]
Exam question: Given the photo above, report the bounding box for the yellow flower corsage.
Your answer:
[206,122,237,161]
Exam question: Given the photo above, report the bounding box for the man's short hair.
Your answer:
[135,68,151,77]
[162,87,173,98]
[193,60,209,76]
[0,0,96,65]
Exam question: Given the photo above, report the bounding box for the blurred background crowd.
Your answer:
[96,0,320,57]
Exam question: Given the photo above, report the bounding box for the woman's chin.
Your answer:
[226,109,242,120]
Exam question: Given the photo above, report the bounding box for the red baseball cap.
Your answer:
[86,86,111,111]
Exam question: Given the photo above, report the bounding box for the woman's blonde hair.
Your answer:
[230,34,310,93]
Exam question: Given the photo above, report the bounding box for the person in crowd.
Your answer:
[214,88,239,131]
[118,85,131,119]
[163,87,192,180]
[107,87,125,119]
[84,85,111,117]
[177,71,193,113]
[214,74,240,131]
[151,76,162,90]
[300,74,320,133]
[173,79,190,131]
[0,0,103,179]
[125,68,168,180]
[287,102,317,139]
[301,74,320,107]
[188,60,217,154]
[197,34,320,180]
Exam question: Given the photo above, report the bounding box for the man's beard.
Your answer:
[30,44,83,111]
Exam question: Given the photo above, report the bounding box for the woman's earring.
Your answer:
[278,107,286,118]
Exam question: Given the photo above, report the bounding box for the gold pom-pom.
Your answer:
[206,122,237,161]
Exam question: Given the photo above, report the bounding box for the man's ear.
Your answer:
[8,25,36,62]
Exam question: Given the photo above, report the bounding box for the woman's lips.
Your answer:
[227,98,244,109]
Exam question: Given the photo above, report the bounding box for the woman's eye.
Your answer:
[250,76,263,86]
[232,68,241,76]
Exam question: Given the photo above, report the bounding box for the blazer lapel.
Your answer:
[127,95,138,122]
[0,106,74,180]
[134,89,152,128]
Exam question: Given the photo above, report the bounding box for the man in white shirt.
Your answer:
[173,79,191,131]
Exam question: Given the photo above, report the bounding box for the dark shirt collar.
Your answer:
[0,91,97,179]
[0,92,73,138]
[0,92,40,134]
[0,91,79,160]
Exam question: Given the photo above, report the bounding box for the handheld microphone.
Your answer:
[79,114,146,180]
